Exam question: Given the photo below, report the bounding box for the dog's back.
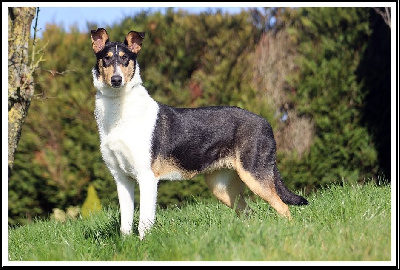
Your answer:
[151,103,308,206]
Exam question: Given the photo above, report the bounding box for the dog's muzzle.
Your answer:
[111,75,122,87]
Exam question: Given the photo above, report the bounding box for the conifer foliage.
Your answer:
[81,184,102,218]
[282,7,389,188]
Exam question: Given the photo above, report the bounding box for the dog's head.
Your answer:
[91,28,145,89]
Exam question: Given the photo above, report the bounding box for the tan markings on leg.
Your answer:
[234,159,291,219]
[205,169,250,214]
[151,156,197,180]
[206,156,236,172]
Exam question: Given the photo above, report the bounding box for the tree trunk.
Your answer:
[8,7,36,178]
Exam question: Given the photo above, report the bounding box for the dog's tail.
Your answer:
[274,167,308,205]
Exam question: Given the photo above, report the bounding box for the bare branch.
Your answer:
[373,7,391,28]
[39,68,76,76]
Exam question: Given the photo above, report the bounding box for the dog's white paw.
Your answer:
[139,226,150,240]
[120,226,132,236]
[139,230,146,240]
[138,220,154,240]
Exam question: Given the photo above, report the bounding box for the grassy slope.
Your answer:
[7,182,392,263]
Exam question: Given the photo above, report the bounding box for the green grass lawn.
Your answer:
[7,181,393,264]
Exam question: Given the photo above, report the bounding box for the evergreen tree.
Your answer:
[283,7,382,188]
[81,184,102,218]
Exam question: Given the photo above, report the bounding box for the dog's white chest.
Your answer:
[95,86,159,178]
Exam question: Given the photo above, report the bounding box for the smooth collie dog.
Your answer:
[91,28,308,239]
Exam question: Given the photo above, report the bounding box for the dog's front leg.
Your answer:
[115,174,136,235]
[137,172,159,240]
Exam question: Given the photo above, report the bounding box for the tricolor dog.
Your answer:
[91,28,308,239]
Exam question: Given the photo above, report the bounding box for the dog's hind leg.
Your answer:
[235,162,291,219]
[205,169,251,215]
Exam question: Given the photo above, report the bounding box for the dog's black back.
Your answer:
[151,103,308,206]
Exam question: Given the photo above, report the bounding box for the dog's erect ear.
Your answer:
[91,28,109,54]
[124,31,145,54]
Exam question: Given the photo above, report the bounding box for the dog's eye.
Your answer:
[104,55,111,61]
[121,55,127,61]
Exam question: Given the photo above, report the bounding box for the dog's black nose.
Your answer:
[111,75,122,87]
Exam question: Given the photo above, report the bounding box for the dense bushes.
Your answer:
[280,7,388,189]
[9,7,390,226]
